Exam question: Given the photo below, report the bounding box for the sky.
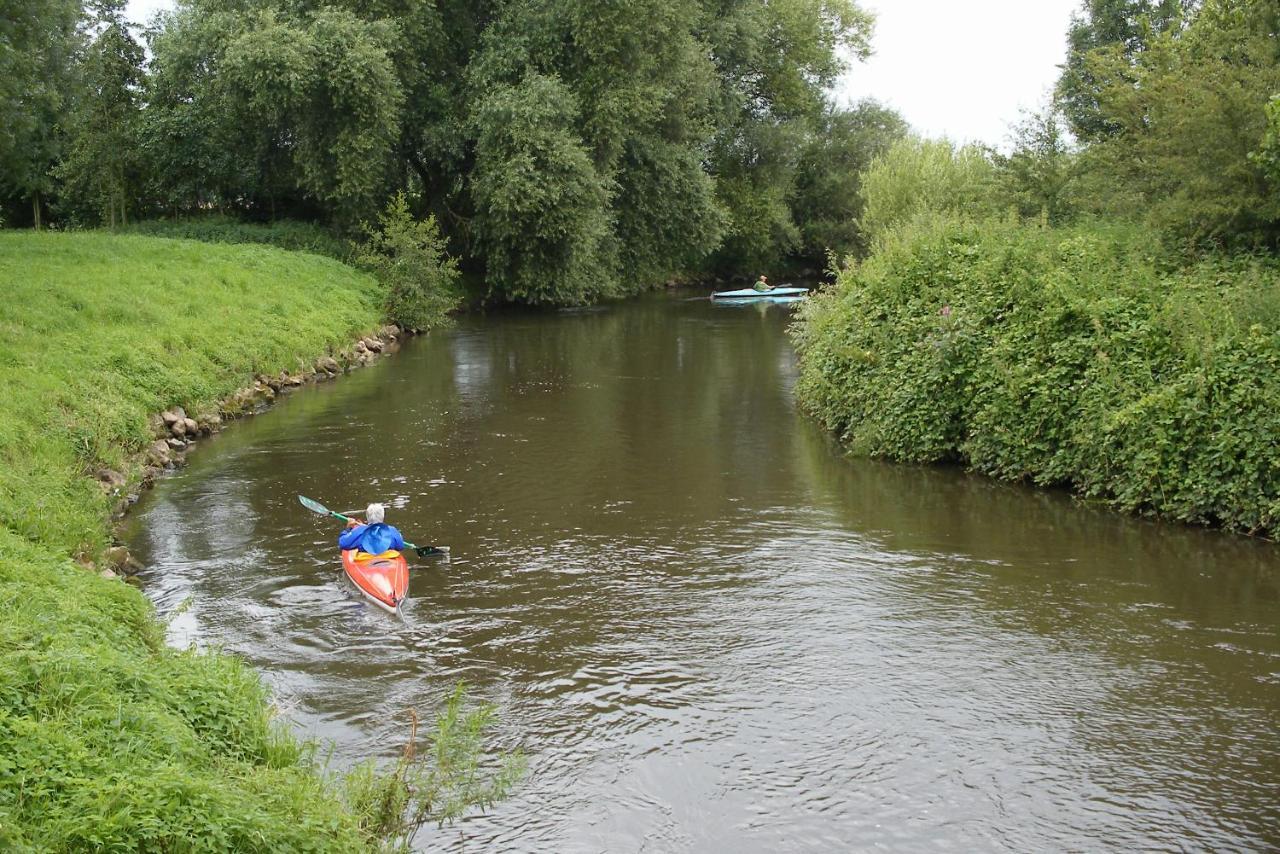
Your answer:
[126,0,1082,148]
[837,0,1082,147]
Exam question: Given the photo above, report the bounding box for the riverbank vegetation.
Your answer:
[1,0,905,303]
[0,231,519,848]
[794,0,1280,536]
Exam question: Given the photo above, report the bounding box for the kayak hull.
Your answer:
[340,549,409,614]
[714,295,806,305]
[711,286,808,299]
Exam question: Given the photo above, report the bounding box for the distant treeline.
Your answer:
[1,0,914,303]
[793,0,1280,536]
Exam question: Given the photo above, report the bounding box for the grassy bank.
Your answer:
[792,219,1280,536]
[0,232,387,847]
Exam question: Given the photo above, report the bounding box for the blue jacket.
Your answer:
[338,522,406,555]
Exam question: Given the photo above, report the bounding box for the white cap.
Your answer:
[366,503,385,524]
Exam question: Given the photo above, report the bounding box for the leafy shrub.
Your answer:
[792,218,1280,535]
[858,136,1000,249]
[355,193,461,330]
[128,216,353,260]
[342,684,525,850]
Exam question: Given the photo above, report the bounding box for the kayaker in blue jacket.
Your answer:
[338,503,406,555]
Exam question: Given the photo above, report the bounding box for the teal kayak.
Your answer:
[711,286,808,299]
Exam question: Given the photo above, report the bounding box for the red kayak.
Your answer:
[340,549,409,614]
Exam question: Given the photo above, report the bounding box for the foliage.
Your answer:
[144,1,404,222]
[127,215,354,260]
[791,100,909,263]
[55,1,145,228]
[0,0,85,228]
[1057,0,1191,143]
[792,218,1280,535]
[469,72,614,304]
[1062,0,1280,250]
[992,105,1078,225]
[355,192,461,329]
[858,137,1000,249]
[342,684,525,851]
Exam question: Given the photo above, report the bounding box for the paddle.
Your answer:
[298,495,449,558]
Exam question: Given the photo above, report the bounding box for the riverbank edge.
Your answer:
[0,231,438,848]
[94,324,409,577]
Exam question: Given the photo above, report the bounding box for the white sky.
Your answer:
[127,0,1081,148]
[837,0,1082,147]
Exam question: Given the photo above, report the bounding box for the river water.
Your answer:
[126,292,1280,852]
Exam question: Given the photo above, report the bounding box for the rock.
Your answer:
[284,374,304,387]
[204,413,223,431]
[96,468,126,490]
[161,408,182,426]
[263,374,283,392]
[170,420,187,438]
[364,337,384,353]
[317,356,340,374]
[100,568,118,580]
[354,340,368,354]
[255,383,276,402]
[141,465,161,485]
[381,325,400,339]
[146,440,171,467]
[104,546,142,574]
[167,437,187,450]
[148,413,167,438]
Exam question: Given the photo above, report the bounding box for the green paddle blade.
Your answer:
[298,495,331,515]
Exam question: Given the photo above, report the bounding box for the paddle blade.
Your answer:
[298,495,330,516]
[414,545,450,559]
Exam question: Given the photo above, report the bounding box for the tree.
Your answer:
[1057,0,1193,142]
[57,0,145,227]
[858,137,998,248]
[791,100,908,262]
[1069,0,1280,249]
[0,0,85,227]
[470,72,613,304]
[993,105,1077,225]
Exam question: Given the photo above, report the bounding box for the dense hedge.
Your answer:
[126,216,353,261]
[792,218,1280,535]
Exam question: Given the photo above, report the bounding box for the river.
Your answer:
[125,291,1280,851]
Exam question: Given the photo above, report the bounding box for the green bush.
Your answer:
[792,218,1280,535]
[127,216,353,261]
[355,193,461,331]
[858,136,1000,250]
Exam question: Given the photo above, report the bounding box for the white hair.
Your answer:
[365,503,385,524]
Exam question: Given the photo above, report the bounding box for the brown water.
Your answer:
[126,292,1280,852]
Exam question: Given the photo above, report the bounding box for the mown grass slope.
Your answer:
[0,231,384,848]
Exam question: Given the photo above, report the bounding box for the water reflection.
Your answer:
[127,292,1280,851]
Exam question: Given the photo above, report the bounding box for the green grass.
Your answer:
[0,231,383,558]
[0,231,385,848]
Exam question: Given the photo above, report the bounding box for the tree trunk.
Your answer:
[32,193,42,230]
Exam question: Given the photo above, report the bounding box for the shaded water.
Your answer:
[127,292,1280,851]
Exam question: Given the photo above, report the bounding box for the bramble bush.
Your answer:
[792,217,1280,535]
